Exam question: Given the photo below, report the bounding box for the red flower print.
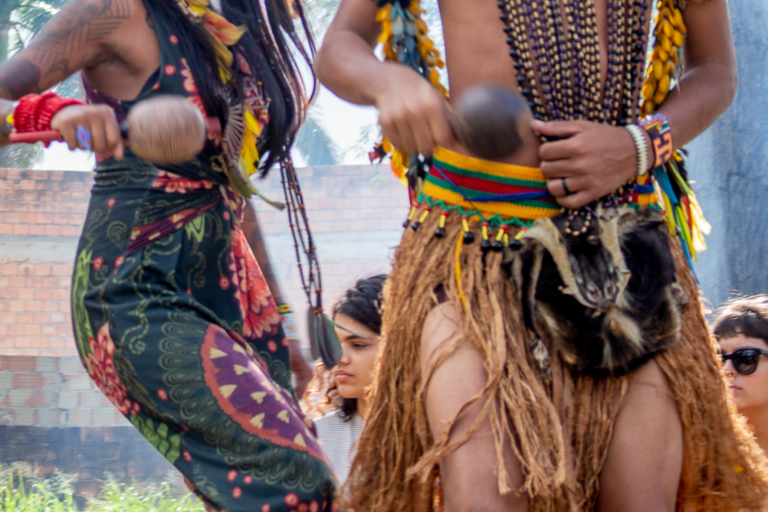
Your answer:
[299,504,308,512]
[228,470,237,482]
[169,34,179,44]
[151,170,214,194]
[180,58,199,94]
[115,255,124,268]
[268,340,277,352]
[220,277,230,290]
[152,82,161,91]
[93,257,103,270]
[233,487,242,498]
[286,494,299,507]
[157,389,168,401]
[223,211,231,221]
[262,506,270,512]
[183,451,192,462]
[244,476,253,484]
[227,227,280,339]
[310,502,318,512]
[107,198,116,207]
[86,323,134,415]
[165,64,176,75]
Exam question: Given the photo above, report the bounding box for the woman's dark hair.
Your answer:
[306,275,387,421]
[712,295,768,346]
[149,0,315,174]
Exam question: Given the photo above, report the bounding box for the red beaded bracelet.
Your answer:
[12,92,85,134]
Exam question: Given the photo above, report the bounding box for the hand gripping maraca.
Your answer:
[8,94,211,165]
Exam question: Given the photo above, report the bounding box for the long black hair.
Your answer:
[306,275,387,421]
[148,0,315,174]
[332,274,387,420]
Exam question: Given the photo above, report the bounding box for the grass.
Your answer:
[0,463,205,512]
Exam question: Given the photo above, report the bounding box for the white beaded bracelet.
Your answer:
[625,124,650,177]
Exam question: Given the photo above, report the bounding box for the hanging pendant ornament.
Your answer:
[370,0,447,182]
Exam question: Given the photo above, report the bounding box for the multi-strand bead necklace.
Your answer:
[498,0,650,125]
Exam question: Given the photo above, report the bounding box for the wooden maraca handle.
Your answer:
[448,85,531,160]
[9,131,62,144]
[9,95,211,166]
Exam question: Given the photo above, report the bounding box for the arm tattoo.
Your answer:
[0,0,131,99]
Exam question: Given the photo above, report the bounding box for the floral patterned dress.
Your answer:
[70,2,337,510]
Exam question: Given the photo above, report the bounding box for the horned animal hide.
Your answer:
[510,207,687,376]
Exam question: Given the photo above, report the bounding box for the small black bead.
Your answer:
[491,241,504,252]
[402,219,410,229]
[463,231,475,244]
[481,240,492,252]
[411,221,421,231]
[434,227,446,238]
[513,61,523,69]
[508,239,523,250]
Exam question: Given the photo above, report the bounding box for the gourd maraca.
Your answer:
[9,95,210,165]
[449,85,532,160]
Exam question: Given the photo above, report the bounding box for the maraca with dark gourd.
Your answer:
[450,85,533,160]
[10,95,210,166]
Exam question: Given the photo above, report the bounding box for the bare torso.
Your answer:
[78,0,160,101]
[437,0,629,166]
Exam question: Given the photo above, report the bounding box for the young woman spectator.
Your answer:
[309,275,386,482]
[714,295,768,454]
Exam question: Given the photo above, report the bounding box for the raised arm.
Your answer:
[658,0,737,149]
[316,0,451,156]
[0,0,136,151]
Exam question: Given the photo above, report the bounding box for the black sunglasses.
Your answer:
[720,347,768,376]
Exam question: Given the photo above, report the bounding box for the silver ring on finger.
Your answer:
[561,177,572,196]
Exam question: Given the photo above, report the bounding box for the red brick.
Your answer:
[67,409,92,426]
[12,373,44,389]
[8,389,53,407]
[0,356,6,371]
[7,355,37,371]
[13,408,36,425]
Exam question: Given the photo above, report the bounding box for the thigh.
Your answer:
[596,358,683,512]
[421,303,528,512]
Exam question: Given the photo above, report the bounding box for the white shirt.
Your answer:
[314,410,364,482]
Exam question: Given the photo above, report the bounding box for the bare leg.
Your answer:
[597,358,683,512]
[421,303,528,512]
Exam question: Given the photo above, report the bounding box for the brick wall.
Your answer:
[0,164,404,421]
[0,165,404,359]
[0,164,405,489]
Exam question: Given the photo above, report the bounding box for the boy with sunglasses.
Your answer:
[715,295,768,456]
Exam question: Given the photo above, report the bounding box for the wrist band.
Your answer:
[12,93,85,134]
[640,112,673,168]
[625,124,649,177]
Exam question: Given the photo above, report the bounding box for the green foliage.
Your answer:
[0,465,205,512]
[85,476,205,512]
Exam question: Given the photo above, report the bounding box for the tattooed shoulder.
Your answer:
[0,0,134,99]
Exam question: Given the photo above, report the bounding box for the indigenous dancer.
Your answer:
[317,0,768,510]
[0,0,337,510]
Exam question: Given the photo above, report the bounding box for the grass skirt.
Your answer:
[345,204,768,512]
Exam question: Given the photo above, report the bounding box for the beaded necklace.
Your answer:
[498,0,648,126]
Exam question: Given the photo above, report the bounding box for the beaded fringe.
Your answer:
[344,205,768,512]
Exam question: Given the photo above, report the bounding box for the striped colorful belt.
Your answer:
[422,146,657,222]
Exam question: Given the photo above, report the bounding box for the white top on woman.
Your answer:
[314,410,364,482]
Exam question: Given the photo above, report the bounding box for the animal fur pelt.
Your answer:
[509,207,688,376]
